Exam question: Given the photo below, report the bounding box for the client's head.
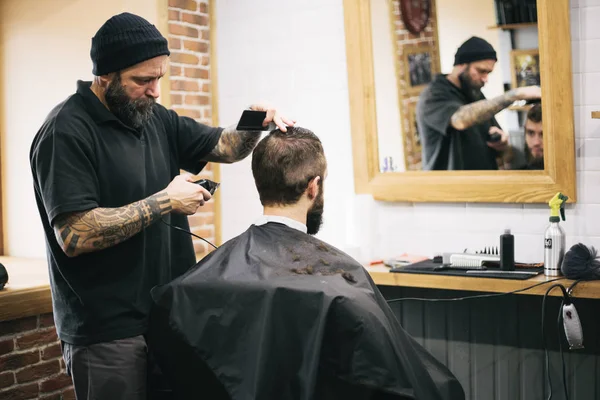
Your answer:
[524,104,543,166]
[252,127,327,235]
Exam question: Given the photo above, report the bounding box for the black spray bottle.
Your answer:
[500,229,515,271]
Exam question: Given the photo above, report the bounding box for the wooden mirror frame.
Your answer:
[343,0,576,203]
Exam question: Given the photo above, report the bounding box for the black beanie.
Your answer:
[90,12,170,76]
[453,36,497,66]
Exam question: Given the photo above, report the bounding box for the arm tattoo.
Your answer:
[53,191,172,257]
[203,124,261,163]
[450,90,518,131]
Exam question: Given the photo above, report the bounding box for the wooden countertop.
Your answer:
[365,264,600,299]
[0,256,51,322]
[1,257,598,323]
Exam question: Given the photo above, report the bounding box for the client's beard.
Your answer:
[458,68,483,103]
[105,74,155,129]
[306,191,324,235]
[528,154,544,169]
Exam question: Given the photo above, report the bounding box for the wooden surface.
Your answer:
[366,264,600,299]
[343,0,577,203]
[3,255,598,324]
[156,0,170,110]
[0,257,51,322]
[487,22,537,30]
[343,0,377,194]
[592,111,600,119]
[209,0,222,248]
[507,104,534,112]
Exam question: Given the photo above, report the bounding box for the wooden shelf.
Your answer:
[508,104,533,112]
[0,257,51,322]
[592,111,600,119]
[365,264,600,300]
[487,22,537,30]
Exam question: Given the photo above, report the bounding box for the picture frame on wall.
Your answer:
[510,49,541,88]
[402,98,422,171]
[399,0,431,34]
[403,45,435,95]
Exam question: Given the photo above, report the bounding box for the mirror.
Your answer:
[344,0,576,202]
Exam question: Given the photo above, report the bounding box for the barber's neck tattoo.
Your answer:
[450,90,518,131]
[204,125,261,163]
[54,192,172,257]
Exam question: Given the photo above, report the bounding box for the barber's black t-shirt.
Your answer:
[29,81,223,345]
[416,74,499,170]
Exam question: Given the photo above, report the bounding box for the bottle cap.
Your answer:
[504,228,511,234]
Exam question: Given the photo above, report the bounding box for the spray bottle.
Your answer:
[544,192,568,276]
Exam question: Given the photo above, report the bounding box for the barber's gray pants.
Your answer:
[62,335,149,400]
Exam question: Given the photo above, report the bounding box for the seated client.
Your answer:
[147,127,465,400]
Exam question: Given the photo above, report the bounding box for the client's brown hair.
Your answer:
[526,103,542,125]
[524,104,542,163]
[252,127,326,206]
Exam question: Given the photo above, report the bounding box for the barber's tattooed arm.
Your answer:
[53,191,172,257]
[450,90,519,131]
[203,104,296,163]
[203,125,261,164]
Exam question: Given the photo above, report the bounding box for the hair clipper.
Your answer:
[193,179,220,195]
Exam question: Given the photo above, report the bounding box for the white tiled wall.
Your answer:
[216,0,600,264]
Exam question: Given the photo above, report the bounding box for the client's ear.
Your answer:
[307,176,321,200]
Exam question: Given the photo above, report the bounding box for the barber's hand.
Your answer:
[249,103,296,133]
[164,174,212,215]
[487,126,509,152]
[514,85,541,100]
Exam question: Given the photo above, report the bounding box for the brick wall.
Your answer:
[168,0,218,257]
[0,313,73,400]
[391,0,440,171]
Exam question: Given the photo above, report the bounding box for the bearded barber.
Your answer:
[416,36,541,170]
[29,12,294,400]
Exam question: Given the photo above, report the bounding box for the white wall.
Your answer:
[215,0,361,259]
[1,0,597,266]
[217,0,600,265]
[370,0,405,172]
[0,0,159,257]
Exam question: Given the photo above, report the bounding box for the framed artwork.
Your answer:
[510,49,541,88]
[403,45,435,95]
[399,0,431,34]
[402,98,422,170]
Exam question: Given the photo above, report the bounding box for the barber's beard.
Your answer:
[458,69,483,102]
[105,75,155,129]
[306,191,324,235]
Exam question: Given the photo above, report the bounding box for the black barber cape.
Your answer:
[147,222,465,400]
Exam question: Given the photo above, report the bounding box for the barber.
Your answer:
[29,12,294,400]
[416,36,541,170]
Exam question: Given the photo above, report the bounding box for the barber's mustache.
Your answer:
[136,97,155,104]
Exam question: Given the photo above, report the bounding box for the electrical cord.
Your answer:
[161,217,218,250]
[386,277,565,303]
[385,277,578,400]
[541,283,569,400]
[542,280,582,400]
[45,215,219,307]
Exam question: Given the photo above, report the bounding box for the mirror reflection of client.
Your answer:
[416,36,542,170]
[147,127,465,400]
[504,103,544,170]
[521,104,544,169]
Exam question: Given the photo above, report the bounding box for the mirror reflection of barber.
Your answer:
[416,36,542,170]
